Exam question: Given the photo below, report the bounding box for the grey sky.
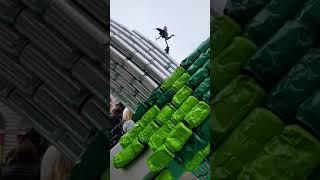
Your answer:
[111,0,210,63]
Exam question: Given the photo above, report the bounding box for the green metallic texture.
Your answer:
[147,144,175,173]
[212,108,284,179]
[193,77,210,100]
[120,121,145,148]
[176,134,208,168]
[181,38,210,69]
[195,117,210,142]
[212,16,242,58]
[238,125,320,179]
[195,38,210,56]
[212,75,266,145]
[156,89,176,109]
[165,122,193,152]
[171,96,199,124]
[155,169,174,180]
[70,133,108,180]
[266,49,320,120]
[192,159,210,180]
[245,0,308,46]
[171,73,191,92]
[146,87,164,107]
[140,105,160,126]
[224,0,271,26]
[186,65,209,90]
[148,120,176,151]
[187,50,210,76]
[203,90,210,104]
[245,20,317,90]
[161,67,185,91]
[166,160,187,179]
[296,0,320,30]
[172,85,193,107]
[296,89,320,139]
[132,103,149,122]
[113,138,145,168]
[184,144,210,171]
[185,101,210,129]
[213,36,256,96]
[138,121,160,143]
[155,105,176,126]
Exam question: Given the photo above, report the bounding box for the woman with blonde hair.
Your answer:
[41,145,73,180]
[122,107,134,133]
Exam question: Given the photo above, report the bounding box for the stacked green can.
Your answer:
[212,0,320,179]
[112,38,211,179]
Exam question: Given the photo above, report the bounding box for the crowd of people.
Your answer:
[0,129,73,180]
[110,100,135,148]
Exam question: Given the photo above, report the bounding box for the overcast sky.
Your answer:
[111,0,210,63]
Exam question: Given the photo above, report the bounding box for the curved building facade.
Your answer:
[110,19,178,111]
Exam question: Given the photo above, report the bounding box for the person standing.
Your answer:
[122,108,134,134]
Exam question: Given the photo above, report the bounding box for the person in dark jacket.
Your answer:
[110,102,124,128]
[1,139,40,180]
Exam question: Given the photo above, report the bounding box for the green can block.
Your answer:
[132,103,149,122]
[155,169,174,180]
[156,89,176,109]
[172,96,199,124]
[296,89,320,138]
[177,133,208,167]
[186,67,209,90]
[181,38,210,69]
[203,90,210,104]
[245,0,307,46]
[146,87,164,107]
[213,37,256,96]
[113,138,144,168]
[161,67,185,91]
[245,20,317,89]
[119,121,145,148]
[224,0,271,26]
[296,0,320,30]
[148,120,176,151]
[193,77,210,100]
[192,159,210,179]
[147,144,175,172]
[166,122,193,152]
[212,16,242,58]
[140,105,160,126]
[266,49,320,120]
[212,108,284,180]
[155,105,175,126]
[195,117,210,142]
[184,144,210,171]
[138,121,160,144]
[172,85,193,107]
[212,75,266,145]
[185,101,210,129]
[238,125,320,180]
[172,73,191,92]
[196,38,210,55]
[187,51,210,76]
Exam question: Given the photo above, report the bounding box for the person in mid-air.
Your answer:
[155,26,175,54]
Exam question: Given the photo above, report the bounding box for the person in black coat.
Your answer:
[110,102,124,128]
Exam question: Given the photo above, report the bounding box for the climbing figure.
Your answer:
[155,26,175,54]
